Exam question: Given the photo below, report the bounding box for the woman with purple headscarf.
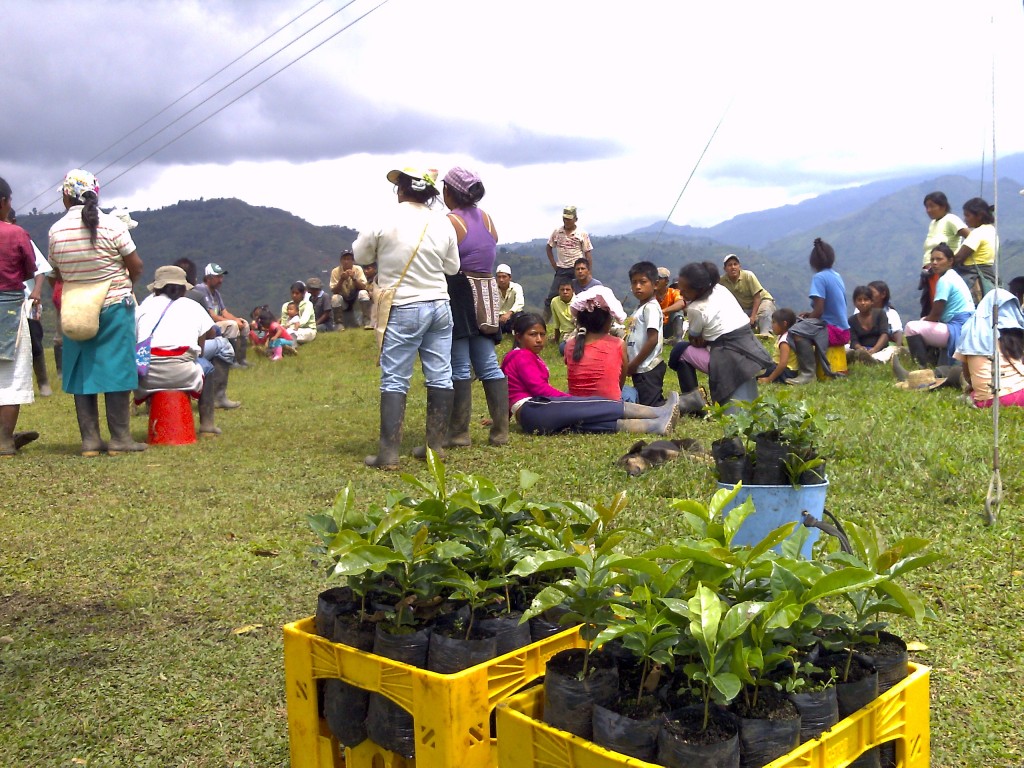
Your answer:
[427,167,509,450]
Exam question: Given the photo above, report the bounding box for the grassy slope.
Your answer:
[1,329,1022,767]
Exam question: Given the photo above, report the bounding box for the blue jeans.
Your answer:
[202,336,234,364]
[198,357,214,376]
[451,334,504,382]
[380,300,453,394]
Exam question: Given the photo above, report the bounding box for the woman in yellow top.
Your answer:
[954,197,996,304]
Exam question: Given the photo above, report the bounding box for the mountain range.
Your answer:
[17,155,1024,320]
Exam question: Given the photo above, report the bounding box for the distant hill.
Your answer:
[17,162,1024,323]
[19,198,356,315]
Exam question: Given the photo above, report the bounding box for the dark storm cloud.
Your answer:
[1,1,619,200]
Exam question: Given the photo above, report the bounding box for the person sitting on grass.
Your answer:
[954,285,1024,408]
[869,280,903,346]
[548,279,575,356]
[656,266,686,342]
[904,244,975,367]
[283,301,302,338]
[564,287,628,401]
[669,261,773,411]
[281,281,316,344]
[307,277,333,332]
[847,285,894,364]
[758,308,799,384]
[257,308,296,361]
[626,261,668,406]
[249,305,270,348]
[500,312,678,435]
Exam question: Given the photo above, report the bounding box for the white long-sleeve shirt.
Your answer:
[353,202,459,306]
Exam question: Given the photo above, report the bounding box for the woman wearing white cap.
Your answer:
[353,167,460,470]
[48,169,147,455]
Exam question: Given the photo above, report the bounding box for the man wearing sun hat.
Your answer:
[544,205,593,321]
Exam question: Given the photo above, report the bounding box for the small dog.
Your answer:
[617,438,708,477]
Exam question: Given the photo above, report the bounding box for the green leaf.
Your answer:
[689,584,723,650]
[519,469,541,491]
[710,671,742,702]
[802,568,884,603]
[521,584,571,621]
[331,545,403,576]
[722,497,755,544]
[425,449,447,499]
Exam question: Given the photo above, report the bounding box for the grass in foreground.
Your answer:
[1,329,1022,767]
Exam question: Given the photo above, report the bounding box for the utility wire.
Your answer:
[100,0,391,192]
[984,9,1002,526]
[85,0,329,169]
[649,96,734,252]
[31,0,361,211]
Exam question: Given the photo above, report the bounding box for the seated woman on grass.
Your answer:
[869,280,903,345]
[563,286,628,401]
[500,312,678,435]
[904,244,975,367]
[954,285,1024,408]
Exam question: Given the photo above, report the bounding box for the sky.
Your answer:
[4,0,1024,243]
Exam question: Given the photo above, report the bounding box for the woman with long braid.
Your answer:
[48,169,146,455]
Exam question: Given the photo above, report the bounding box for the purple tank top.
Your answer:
[452,206,497,273]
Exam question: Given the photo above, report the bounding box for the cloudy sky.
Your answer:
[4,0,1024,242]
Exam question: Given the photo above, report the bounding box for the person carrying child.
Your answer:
[564,286,628,400]
[549,279,575,356]
[500,312,678,435]
[626,261,668,406]
[758,308,799,384]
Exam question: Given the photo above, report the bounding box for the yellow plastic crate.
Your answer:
[284,616,585,768]
[495,663,930,768]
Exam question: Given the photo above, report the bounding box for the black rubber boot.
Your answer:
[365,392,407,470]
[674,360,700,392]
[229,336,249,369]
[445,379,474,448]
[53,343,63,377]
[481,378,510,446]
[32,354,52,397]
[413,387,454,461]
[74,394,105,457]
[104,391,147,454]
[213,358,241,409]
[935,364,963,390]
[198,369,220,437]
[905,334,930,368]
[787,334,817,385]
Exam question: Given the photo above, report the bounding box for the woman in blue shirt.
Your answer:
[904,244,975,366]
[787,238,849,384]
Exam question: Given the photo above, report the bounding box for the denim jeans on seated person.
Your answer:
[452,334,504,383]
[201,336,234,364]
[380,300,454,394]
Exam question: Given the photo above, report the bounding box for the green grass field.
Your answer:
[2,328,1022,767]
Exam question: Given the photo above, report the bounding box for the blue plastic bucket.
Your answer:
[715,480,829,559]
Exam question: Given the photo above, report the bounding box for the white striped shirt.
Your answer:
[49,206,137,307]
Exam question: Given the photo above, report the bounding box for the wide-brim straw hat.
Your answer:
[895,368,946,390]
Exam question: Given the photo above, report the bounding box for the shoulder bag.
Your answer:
[375,223,429,365]
[61,279,113,342]
[135,301,174,377]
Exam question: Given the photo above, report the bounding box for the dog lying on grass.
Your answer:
[618,438,709,477]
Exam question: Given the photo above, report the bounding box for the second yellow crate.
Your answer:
[495,663,930,768]
[284,616,585,768]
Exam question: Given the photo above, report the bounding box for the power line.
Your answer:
[100,0,391,193]
[30,0,361,211]
[83,0,330,169]
[649,96,734,252]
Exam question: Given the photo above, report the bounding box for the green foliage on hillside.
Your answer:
[17,174,1024,323]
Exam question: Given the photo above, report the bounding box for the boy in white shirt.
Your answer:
[626,261,667,406]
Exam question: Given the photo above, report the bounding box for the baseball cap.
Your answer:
[656,267,671,279]
[562,205,577,219]
[722,254,740,266]
[306,277,323,290]
[204,263,227,276]
[496,264,512,276]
